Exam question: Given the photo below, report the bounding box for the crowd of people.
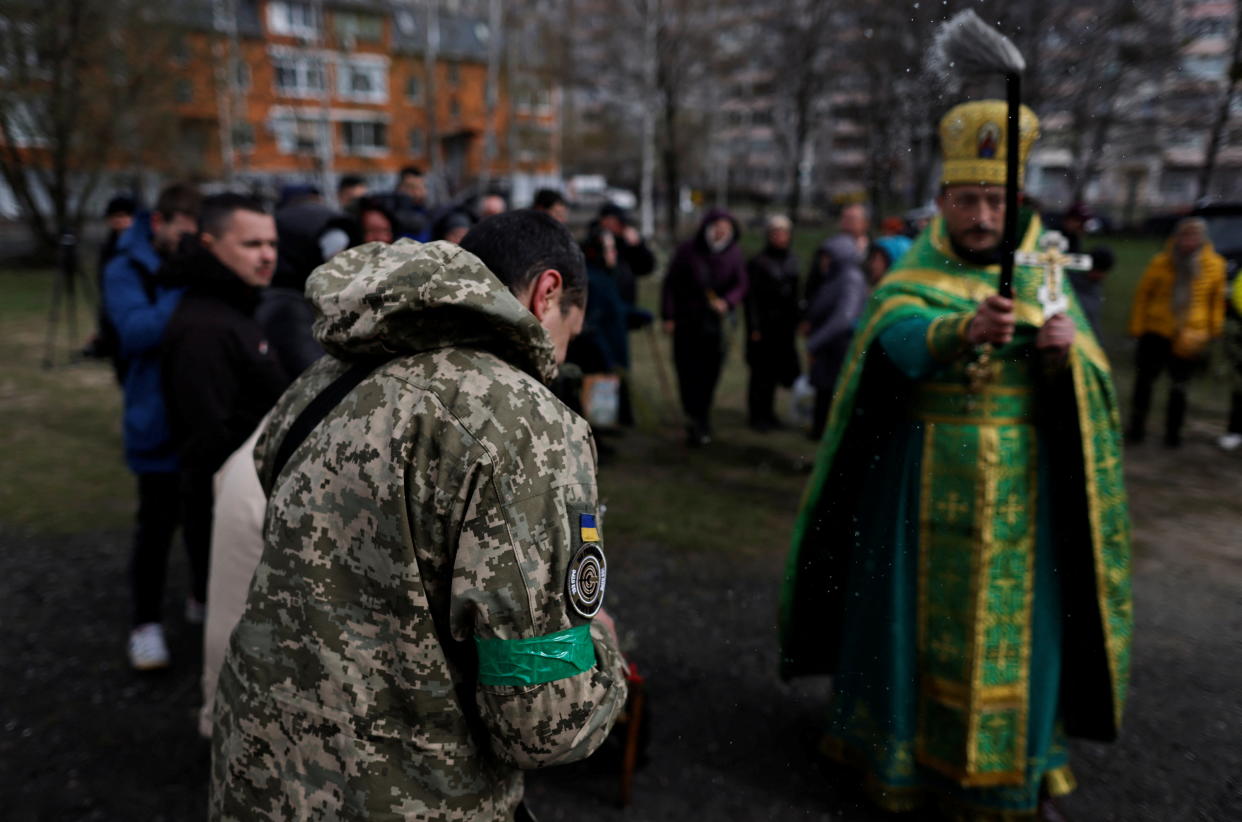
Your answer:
[91,171,628,674]
[81,120,1241,819]
[92,169,1242,673]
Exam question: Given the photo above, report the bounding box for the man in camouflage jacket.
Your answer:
[211,210,627,820]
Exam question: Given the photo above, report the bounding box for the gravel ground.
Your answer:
[1,430,1239,821]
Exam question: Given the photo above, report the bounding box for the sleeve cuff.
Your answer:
[926,312,973,362]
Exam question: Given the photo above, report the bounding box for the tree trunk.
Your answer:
[1197,76,1238,201]
[639,4,657,239]
[1197,26,1242,201]
[424,2,441,178]
[662,98,679,240]
[786,74,813,219]
[480,0,502,188]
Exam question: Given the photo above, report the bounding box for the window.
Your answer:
[269,111,324,155]
[170,35,190,66]
[234,122,255,154]
[514,83,552,114]
[516,123,553,161]
[1159,169,1194,198]
[1183,17,1230,39]
[176,80,193,103]
[1181,55,1228,79]
[0,19,40,78]
[395,10,417,36]
[267,2,322,38]
[449,97,460,119]
[334,11,383,44]
[336,58,388,103]
[2,99,46,147]
[234,60,251,91]
[447,61,459,85]
[340,120,388,155]
[405,73,422,102]
[408,128,424,153]
[273,55,326,97]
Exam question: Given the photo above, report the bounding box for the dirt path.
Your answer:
[1,426,1239,821]
[524,425,1242,822]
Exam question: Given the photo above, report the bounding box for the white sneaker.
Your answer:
[1218,433,1242,452]
[185,598,206,625]
[128,623,170,671]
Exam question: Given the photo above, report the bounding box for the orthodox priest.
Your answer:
[779,100,1132,820]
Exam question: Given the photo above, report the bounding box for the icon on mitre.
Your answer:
[977,122,1001,159]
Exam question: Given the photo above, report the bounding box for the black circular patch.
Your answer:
[566,542,606,618]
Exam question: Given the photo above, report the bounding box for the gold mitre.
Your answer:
[939,100,1039,188]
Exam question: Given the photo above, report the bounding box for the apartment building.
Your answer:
[1027,0,1240,215]
[0,0,562,218]
[196,0,563,193]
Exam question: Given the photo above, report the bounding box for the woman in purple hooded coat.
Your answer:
[661,208,748,445]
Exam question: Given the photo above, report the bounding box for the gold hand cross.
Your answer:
[1013,230,1093,317]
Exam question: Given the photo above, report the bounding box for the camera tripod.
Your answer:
[41,233,97,369]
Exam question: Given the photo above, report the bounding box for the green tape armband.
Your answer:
[475,624,597,687]
[926,312,973,362]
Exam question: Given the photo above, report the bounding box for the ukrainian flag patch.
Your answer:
[579,513,600,544]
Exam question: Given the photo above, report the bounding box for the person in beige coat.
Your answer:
[198,418,268,738]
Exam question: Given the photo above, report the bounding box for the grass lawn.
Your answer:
[0,227,1230,547]
[0,268,132,532]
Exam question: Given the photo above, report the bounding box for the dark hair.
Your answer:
[1089,245,1115,272]
[459,209,587,309]
[866,243,892,267]
[398,165,423,181]
[598,202,628,221]
[199,192,267,237]
[104,195,137,218]
[433,207,476,241]
[532,188,566,210]
[155,183,201,221]
[581,221,609,265]
[354,196,396,235]
[337,174,365,193]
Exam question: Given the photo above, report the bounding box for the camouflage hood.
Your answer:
[308,239,558,384]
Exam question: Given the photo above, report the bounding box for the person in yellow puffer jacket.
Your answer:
[1220,272,1242,451]
[1126,217,1227,446]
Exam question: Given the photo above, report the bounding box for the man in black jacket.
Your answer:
[261,185,340,377]
[162,194,290,617]
[744,215,801,430]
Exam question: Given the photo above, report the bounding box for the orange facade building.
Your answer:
[175,1,560,193]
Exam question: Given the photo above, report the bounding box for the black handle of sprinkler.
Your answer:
[998,71,1021,300]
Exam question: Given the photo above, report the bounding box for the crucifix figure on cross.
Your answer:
[1014,230,1092,318]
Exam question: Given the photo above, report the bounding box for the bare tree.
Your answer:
[639,0,658,237]
[1043,0,1178,203]
[1198,4,1242,201]
[420,0,441,178]
[842,2,946,215]
[563,0,709,238]
[765,0,835,218]
[0,0,181,253]
[652,0,712,237]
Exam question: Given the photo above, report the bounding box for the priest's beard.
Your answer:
[948,231,1003,266]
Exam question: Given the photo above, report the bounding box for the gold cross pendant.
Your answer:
[965,344,998,399]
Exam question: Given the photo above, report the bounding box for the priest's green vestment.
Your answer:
[780,214,1132,818]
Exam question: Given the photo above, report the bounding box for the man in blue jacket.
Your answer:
[103,183,201,671]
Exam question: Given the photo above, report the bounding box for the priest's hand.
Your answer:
[1036,313,1076,356]
[967,296,1016,345]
